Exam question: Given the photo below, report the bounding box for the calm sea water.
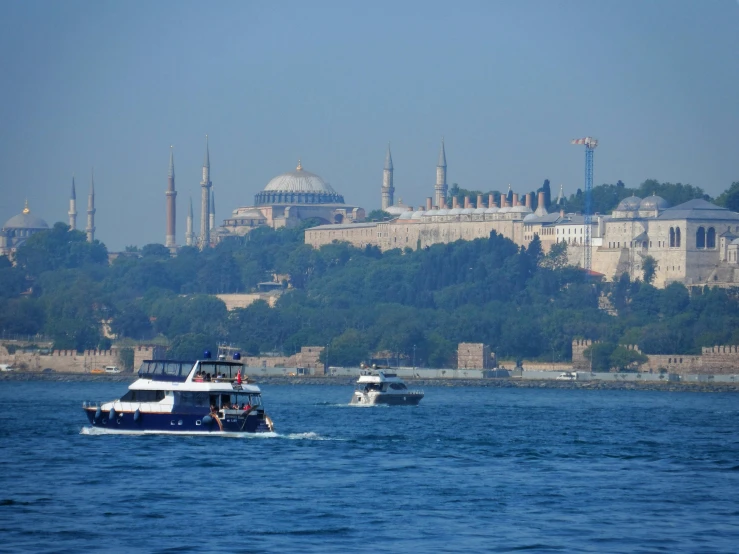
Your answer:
[0,381,738,553]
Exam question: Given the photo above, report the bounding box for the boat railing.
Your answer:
[82,400,102,408]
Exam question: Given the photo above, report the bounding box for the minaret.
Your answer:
[555,184,564,205]
[68,175,77,230]
[165,146,177,248]
[86,169,96,242]
[186,197,195,247]
[209,189,215,231]
[381,144,394,210]
[434,139,447,208]
[199,135,212,249]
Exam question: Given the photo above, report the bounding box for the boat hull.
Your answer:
[83,408,273,434]
[350,392,424,406]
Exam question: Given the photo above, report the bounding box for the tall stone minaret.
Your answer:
[209,189,215,231]
[434,139,447,208]
[165,146,177,248]
[555,183,564,205]
[68,175,77,230]
[86,169,96,242]
[186,197,195,247]
[199,135,212,249]
[381,144,394,210]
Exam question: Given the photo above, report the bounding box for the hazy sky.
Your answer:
[1,0,738,250]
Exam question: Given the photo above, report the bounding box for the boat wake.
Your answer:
[80,426,279,438]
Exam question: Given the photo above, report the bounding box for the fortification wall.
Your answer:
[571,339,739,375]
[0,345,164,373]
[457,343,494,369]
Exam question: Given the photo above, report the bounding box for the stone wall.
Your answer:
[242,346,325,374]
[572,339,739,375]
[0,344,166,373]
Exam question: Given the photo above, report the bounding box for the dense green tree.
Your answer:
[642,255,657,284]
[366,209,393,221]
[715,181,739,212]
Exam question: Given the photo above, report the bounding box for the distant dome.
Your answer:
[510,205,532,213]
[616,196,641,211]
[436,209,449,216]
[640,195,670,211]
[485,206,500,214]
[3,203,48,230]
[425,209,439,217]
[448,208,462,215]
[398,211,414,220]
[461,208,474,215]
[410,211,424,220]
[474,207,486,214]
[523,213,538,222]
[263,161,336,193]
[498,206,511,214]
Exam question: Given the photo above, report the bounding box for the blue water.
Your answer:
[1,382,738,553]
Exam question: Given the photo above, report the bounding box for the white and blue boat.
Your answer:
[82,352,274,435]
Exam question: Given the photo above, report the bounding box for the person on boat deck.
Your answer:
[243,402,252,412]
[205,373,211,382]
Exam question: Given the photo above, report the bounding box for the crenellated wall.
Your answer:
[572,339,739,374]
[0,345,165,373]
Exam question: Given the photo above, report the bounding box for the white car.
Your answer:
[105,366,121,374]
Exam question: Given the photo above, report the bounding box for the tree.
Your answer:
[540,240,568,270]
[540,179,551,208]
[642,255,657,284]
[609,346,648,372]
[366,209,393,222]
[715,181,739,212]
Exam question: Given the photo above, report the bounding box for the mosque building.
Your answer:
[1,172,97,257]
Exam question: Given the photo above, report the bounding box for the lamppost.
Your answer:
[413,344,416,370]
[325,343,329,374]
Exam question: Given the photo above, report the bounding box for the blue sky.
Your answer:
[1,0,738,250]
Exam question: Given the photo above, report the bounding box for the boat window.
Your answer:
[119,390,165,402]
[389,383,408,390]
[174,392,209,407]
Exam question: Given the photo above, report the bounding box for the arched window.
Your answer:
[707,227,716,248]
[676,227,681,247]
[670,227,675,247]
[696,227,706,248]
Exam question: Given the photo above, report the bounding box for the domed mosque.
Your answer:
[0,201,49,256]
[219,160,365,238]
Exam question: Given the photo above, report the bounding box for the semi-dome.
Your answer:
[639,195,670,211]
[3,203,49,230]
[616,196,641,211]
[263,161,336,194]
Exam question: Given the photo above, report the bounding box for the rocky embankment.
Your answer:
[1,372,738,393]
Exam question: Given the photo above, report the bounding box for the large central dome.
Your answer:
[263,161,336,194]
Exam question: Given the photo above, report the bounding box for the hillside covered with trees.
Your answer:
[3,185,739,371]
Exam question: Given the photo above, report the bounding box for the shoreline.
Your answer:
[2,372,739,393]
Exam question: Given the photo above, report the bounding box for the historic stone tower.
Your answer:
[185,197,195,247]
[381,144,394,211]
[165,146,177,248]
[86,170,96,242]
[434,139,447,209]
[68,176,77,230]
[199,135,212,249]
